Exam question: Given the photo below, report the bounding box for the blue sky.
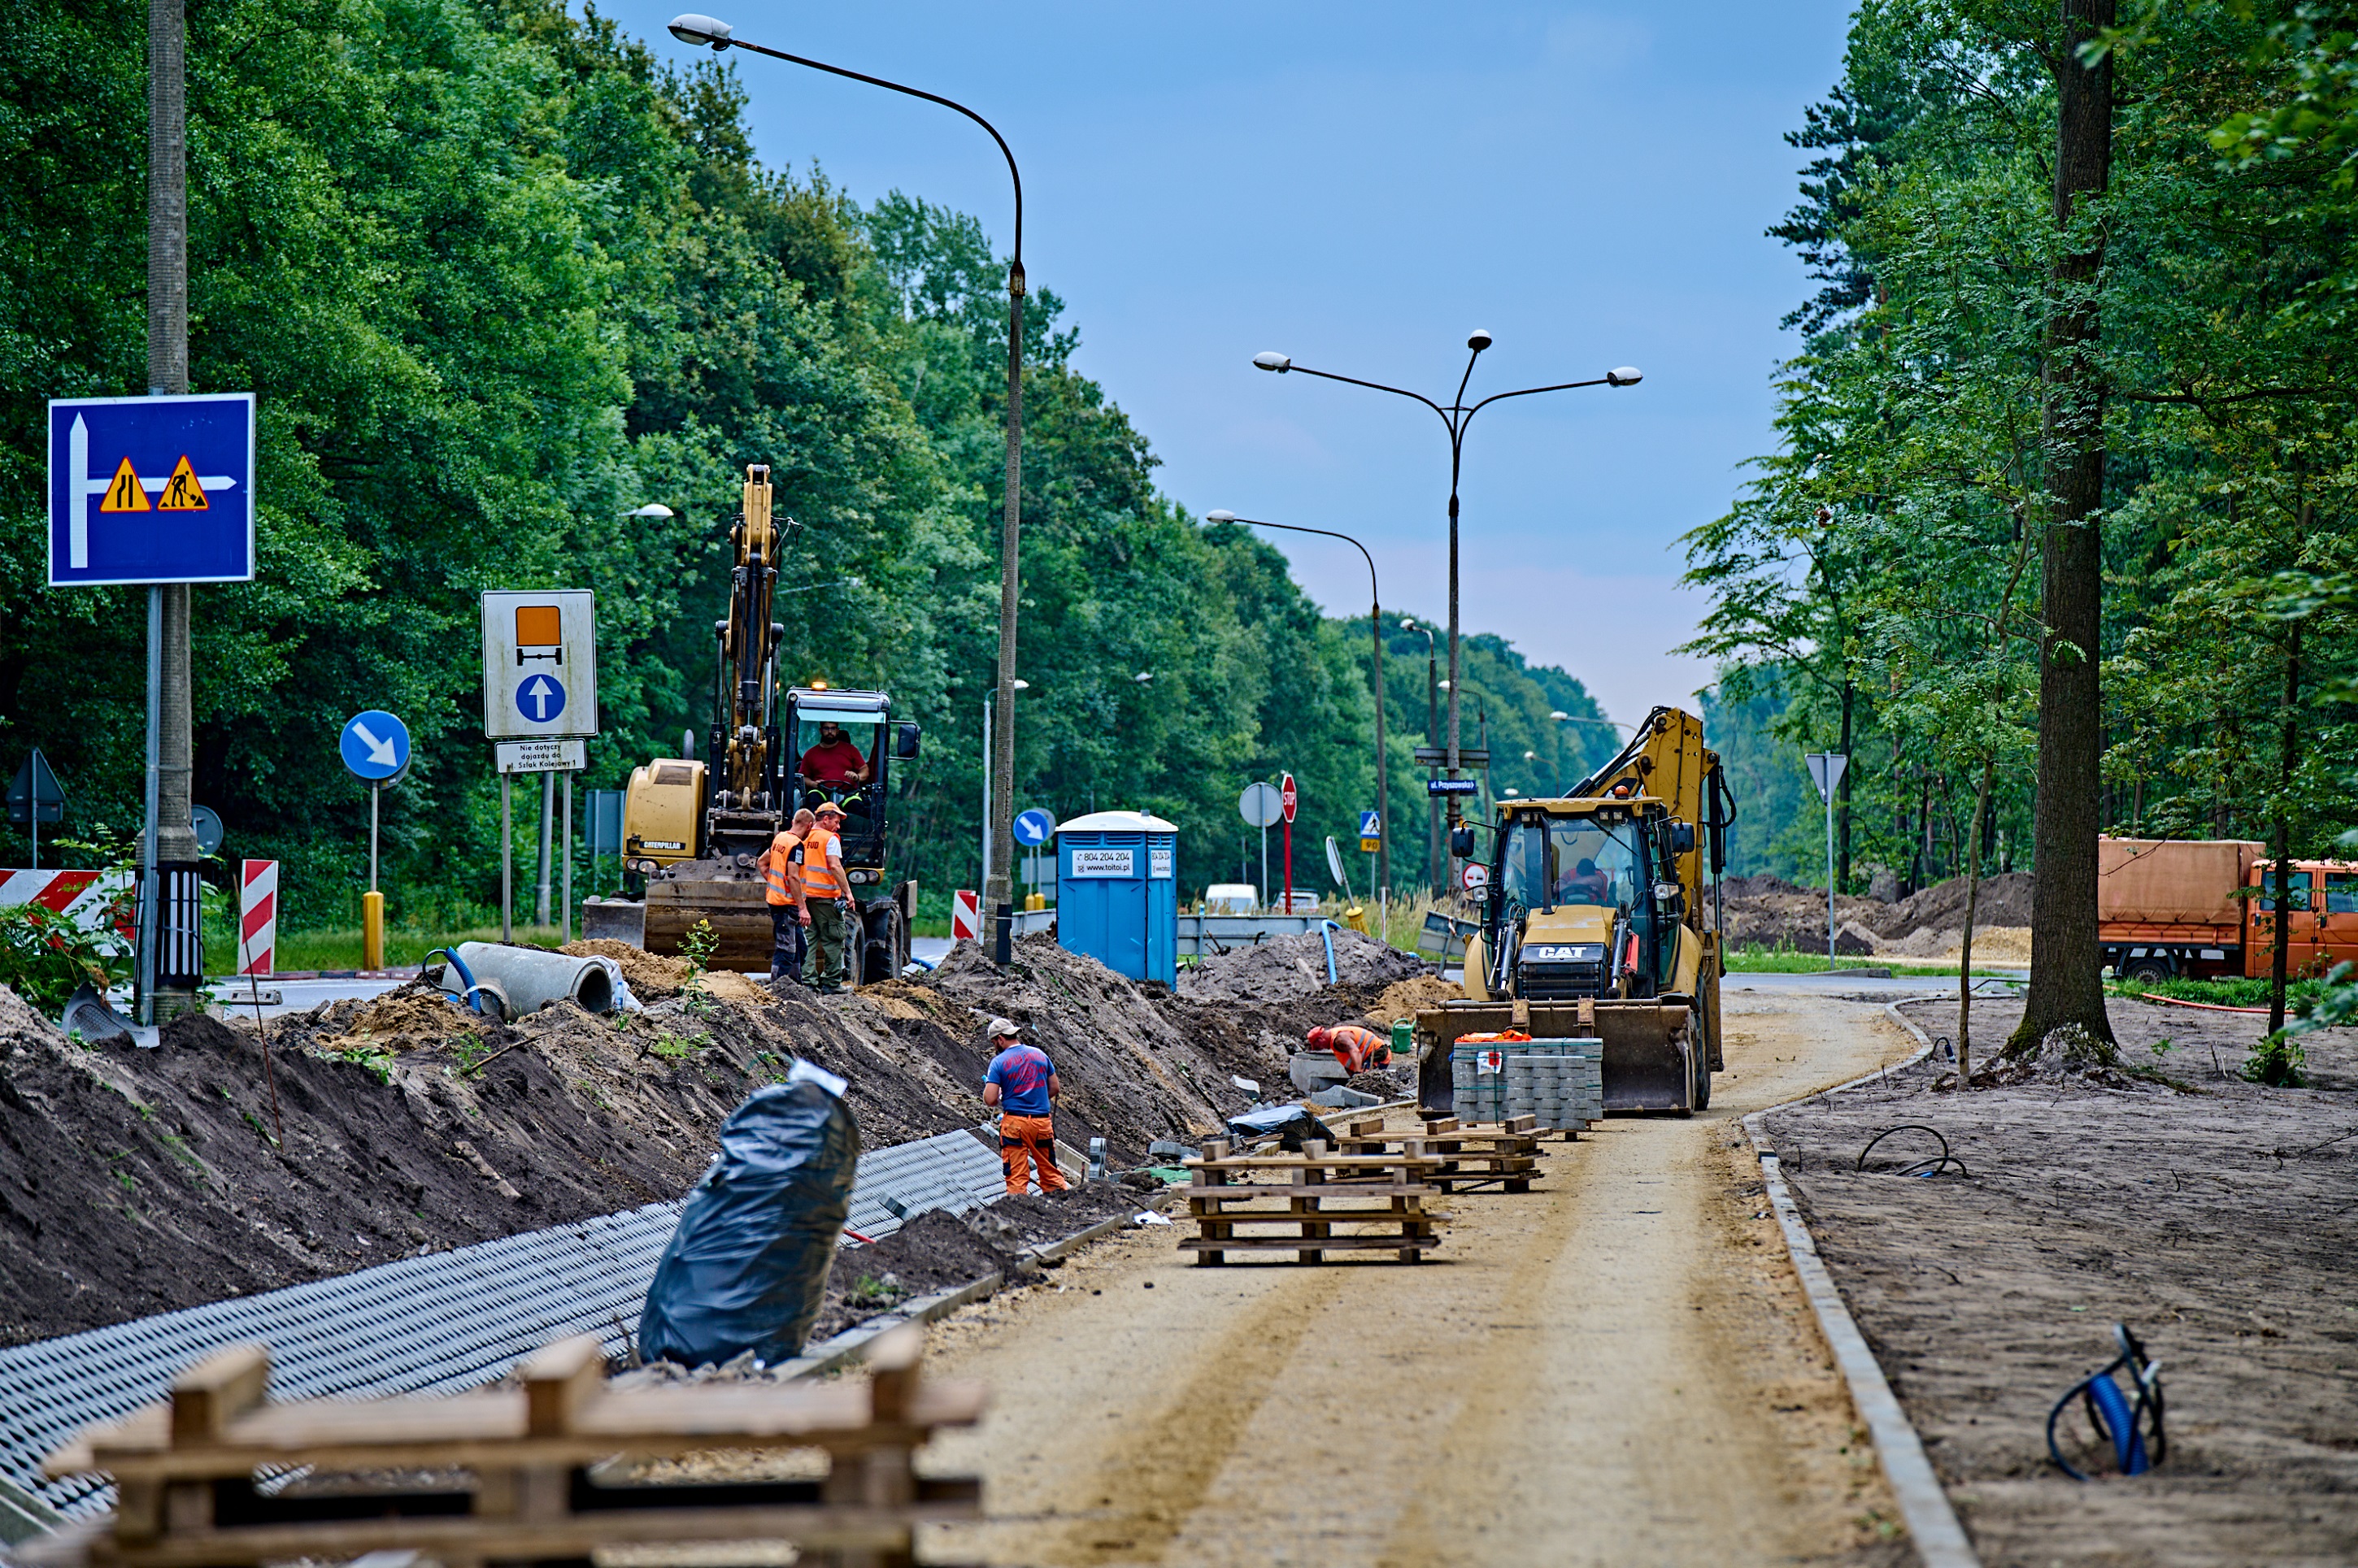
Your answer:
[598,2,1855,723]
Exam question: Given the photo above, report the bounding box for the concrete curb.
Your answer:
[1739,997,1978,1568]
[782,1211,1136,1380]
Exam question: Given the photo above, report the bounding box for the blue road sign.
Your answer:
[341,710,411,782]
[516,672,567,725]
[1359,810,1381,838]
[1427,778,1480,797]
[1012,807,1055,847]
[47,393,255,586]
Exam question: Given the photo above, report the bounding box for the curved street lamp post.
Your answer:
[1206,513,1388,906]
[1252,336,1639,858]
[669,13,1028,962]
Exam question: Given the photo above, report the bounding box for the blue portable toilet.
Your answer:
[1055,810,1178,985]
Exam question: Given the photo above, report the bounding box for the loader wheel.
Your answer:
[860,901,905,989]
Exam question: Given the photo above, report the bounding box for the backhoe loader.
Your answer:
[616,465,920,981]
[1416,705,1735,1114]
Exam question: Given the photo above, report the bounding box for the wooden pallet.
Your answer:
[1338,1116,1546,1192]
[31,1327,982,1568]
[1179,1138,1446,1265]
[1423,1106,1593,1144]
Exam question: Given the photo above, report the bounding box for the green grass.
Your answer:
[202,920,572,975]
[2107,973,2338,1010]
[1721,945,1982,977]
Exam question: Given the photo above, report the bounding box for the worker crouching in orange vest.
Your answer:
[1307,1023,1390,1076]
[982,1017,1067,1195]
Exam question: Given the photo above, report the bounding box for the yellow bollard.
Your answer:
[363,889,385,971]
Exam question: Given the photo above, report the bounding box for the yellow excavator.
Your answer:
[617,465,920,979]
[1416,706,1734,1114]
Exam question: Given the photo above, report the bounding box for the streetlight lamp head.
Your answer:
[624,502,675,518]
[1606,366,1643,387]
[1010,679,1030,692]
[1134,671,1154,683]
[667,13,733,47]
[1466,329,1493,353]
[1251,351,1291,373]
[1204,509,1238,523]
[1548,710,1569,721]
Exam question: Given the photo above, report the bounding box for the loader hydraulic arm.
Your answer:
[721,466,782,808]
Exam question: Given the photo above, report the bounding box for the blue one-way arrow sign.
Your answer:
[516,673,567,724]
[341,710,411,782]
[48,393,255,586]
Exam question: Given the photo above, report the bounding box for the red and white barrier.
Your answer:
[951,888,980,941]
[0,867,135,943]
[238,859,278,976]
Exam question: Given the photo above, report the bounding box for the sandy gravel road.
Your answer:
[916,988,1929,1567]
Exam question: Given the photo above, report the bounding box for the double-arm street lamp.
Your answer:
[1252,333,1639,844]
[668,13,1029,961]
[1205,512,1389,899]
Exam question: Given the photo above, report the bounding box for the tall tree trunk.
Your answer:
[2269,621,2301,1036]
[2012,0,2117,1055]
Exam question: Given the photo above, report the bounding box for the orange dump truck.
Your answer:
[2099,836,2358,983]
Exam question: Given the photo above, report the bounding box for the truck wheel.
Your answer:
[2123,957,2171,985]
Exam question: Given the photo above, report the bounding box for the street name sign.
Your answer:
[1427,778,1480,797]
[482,589,598,740]
[340,711,411,782]
[48,393,255,585]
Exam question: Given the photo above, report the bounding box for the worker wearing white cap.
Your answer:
[981,1018,1065,1194]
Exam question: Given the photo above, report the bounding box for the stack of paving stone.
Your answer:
[1451,1037,1603,1130]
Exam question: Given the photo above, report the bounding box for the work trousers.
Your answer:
[1000,1113,1067,1195]
[768,904,805,982]
[807,900,850,989]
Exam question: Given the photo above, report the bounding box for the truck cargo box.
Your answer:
[2097,837,2262,940]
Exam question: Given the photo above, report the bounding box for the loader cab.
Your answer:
[781,687,920,884]
[1490,800,1678,1000]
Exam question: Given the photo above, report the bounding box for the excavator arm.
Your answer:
[720,467,783,810]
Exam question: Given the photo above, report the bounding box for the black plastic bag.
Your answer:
[637,1073,860,1366]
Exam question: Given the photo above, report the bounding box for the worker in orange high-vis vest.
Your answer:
[1306,1023,1390,1075]
[794,800,855,993]
[982,1017,1066,1194]
[758,808,816,984]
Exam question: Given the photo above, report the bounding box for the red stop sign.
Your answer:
[1280,772,1298,823]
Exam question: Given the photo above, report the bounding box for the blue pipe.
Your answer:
[1319,919,1339,986]
[427,946,492,1015]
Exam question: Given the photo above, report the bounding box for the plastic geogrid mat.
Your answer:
[0,1126,1009,1522]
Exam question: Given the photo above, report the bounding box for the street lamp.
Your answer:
[1252,332,1639,843]
[1206,510,1390,901]
[669,14,1029,964]
[1133,671,1154,684]
[1402,618,1441,892]
[624,502,676,519]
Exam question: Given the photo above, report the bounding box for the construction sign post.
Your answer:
[46,393,255,585]
[1805,751,1850,962]
[7,751,64,870]
[237,860,278,977]
[482,590,598,943]
[1280,771,1298,914]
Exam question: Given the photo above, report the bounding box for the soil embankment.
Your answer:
[1721,871,2035,962]
[1763,995,2358,1566]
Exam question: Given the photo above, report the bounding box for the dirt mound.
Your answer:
[925,936,1277,1153]
[1178,927,1431,1003]
[1720,871,2035,954]
[1875,871,2035,936]
[561,939,692,998]
[1364,975,1463,1025]
[315,984,491,1055]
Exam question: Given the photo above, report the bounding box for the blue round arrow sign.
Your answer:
[1012,807,1055,846]
[516,672,567,725]
[341,710,411,781]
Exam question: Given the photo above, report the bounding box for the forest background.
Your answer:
[0,0,1625,932]
[1688,0,2358,908]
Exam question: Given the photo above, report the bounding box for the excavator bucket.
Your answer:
[644,864,776,968]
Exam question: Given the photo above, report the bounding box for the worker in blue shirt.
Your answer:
[982,1017,1067,1194]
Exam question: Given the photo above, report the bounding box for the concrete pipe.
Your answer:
[438,941,614,1020]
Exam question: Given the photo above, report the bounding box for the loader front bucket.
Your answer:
[644,864,776,967]
[1416,999,1698,1115]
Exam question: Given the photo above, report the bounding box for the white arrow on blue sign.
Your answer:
[47,393,255,586]
[1012,807,1055,847]
[516,673,567,725]
[341,710,411,782]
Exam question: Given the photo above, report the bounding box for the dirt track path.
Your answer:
[918,988,1925,1566]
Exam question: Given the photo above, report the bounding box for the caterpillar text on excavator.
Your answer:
[616,465,919,984]
[1416,705,1736,1114]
